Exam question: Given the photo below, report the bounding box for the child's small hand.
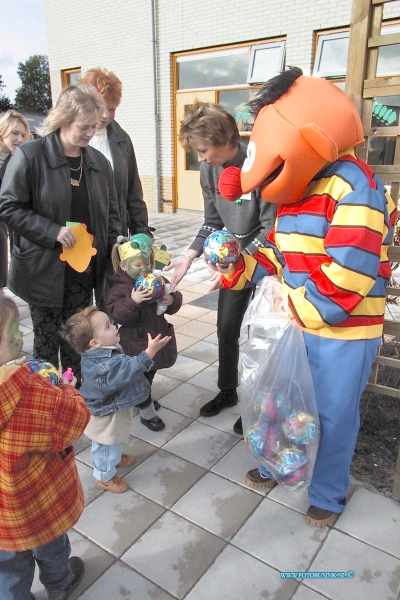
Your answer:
[131,286,152,304]
[145,332,172,359]
[161,293,174,307]
[61,374,77,387]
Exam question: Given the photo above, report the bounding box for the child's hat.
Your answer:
[118,234,153,262]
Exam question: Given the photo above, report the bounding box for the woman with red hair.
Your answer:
[80,68,150,238]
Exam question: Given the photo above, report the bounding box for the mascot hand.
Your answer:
[208,271,225,292]
[218,166,243,201]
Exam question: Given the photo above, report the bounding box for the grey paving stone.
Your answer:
[163,354,210,382]
[130,407,192,448]
[334,486,400,559]
[78,561,175,599]
[211,439,266,492]
[125,449,206,508]
[163,420,239,469]
[185,544,297,600]
[74,488,165,557]
[121,511,226,599]
[180,339,219,363]
[306,529,400,600]
[231,498,328,572]
[151,371,182,400]
[187,363,219,393]
[172,471,262,540]
[159,381,216,419]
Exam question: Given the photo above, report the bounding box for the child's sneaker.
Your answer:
[116,454,135,468]
[140,415,165,431]
[46,556,85,599]
[95,474,128,493]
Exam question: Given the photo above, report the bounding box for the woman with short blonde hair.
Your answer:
[0,110,32,290]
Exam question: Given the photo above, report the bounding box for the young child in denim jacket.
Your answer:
[106,234,182,431]
[60,306,171,494]
[0,296,90,600]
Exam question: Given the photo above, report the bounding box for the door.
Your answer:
[176,90,216,211]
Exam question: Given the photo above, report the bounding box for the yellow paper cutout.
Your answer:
[60,224,97,273]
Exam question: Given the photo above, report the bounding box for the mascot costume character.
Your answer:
[217,67,397,526]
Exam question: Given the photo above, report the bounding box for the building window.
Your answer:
[177,48,249,90]
[62,68,81,86]
[313,31,349,78]
[247,42,286,84]
[177,40,285,91]
[377,23,400,76]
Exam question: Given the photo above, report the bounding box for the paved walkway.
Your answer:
[10,212,400,600]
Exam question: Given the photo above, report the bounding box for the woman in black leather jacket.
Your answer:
[0,84,121,381]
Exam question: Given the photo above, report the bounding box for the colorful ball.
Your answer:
[253,388,290,423]
[135,273,165,300]
[203,230,240,266]
[273,447,309,490]
[246,422,282,459]
[25,358,60,386]
[283,411,319,446]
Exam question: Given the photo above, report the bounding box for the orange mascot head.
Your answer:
[219,67,364,205]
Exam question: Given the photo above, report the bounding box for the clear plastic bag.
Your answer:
[239,277,320,491]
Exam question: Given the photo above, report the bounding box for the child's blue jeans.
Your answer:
[91,441,123,482]
[0,533,71,599]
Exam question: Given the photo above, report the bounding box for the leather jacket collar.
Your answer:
[43,130,102,172]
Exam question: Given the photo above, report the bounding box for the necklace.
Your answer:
[70,154,83,187]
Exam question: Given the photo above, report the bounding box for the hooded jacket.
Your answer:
[0,131,121,307]
[106,271,182,370]
[0,364,90,552]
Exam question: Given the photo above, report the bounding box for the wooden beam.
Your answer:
[346,0,372,113]
[383,320,400,336]
[368,32,400,47]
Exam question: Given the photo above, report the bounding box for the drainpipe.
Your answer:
[151,0,161,213]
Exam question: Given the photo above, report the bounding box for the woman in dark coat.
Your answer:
[0,84,121,379]
[0,110,31,290]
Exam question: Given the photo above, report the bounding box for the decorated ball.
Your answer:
[135,273,165,300]
[282,411,319,446]
[246,422,282,459]
[273,447,309,490]
[25,358,61,386]
[254,388,291,423]
[203,230,240,266]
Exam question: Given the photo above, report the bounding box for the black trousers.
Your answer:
[29,280,93,381]
[217,286,253,390]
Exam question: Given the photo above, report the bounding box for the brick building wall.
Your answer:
[43,0,400,212]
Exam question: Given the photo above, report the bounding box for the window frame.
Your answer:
[62,68,82,86]
[313,31,350,79]
[247,41,286,84]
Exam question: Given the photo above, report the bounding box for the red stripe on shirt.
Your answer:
[285,253,329,272]
[310,267,363,312]
[325,226,382,254]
